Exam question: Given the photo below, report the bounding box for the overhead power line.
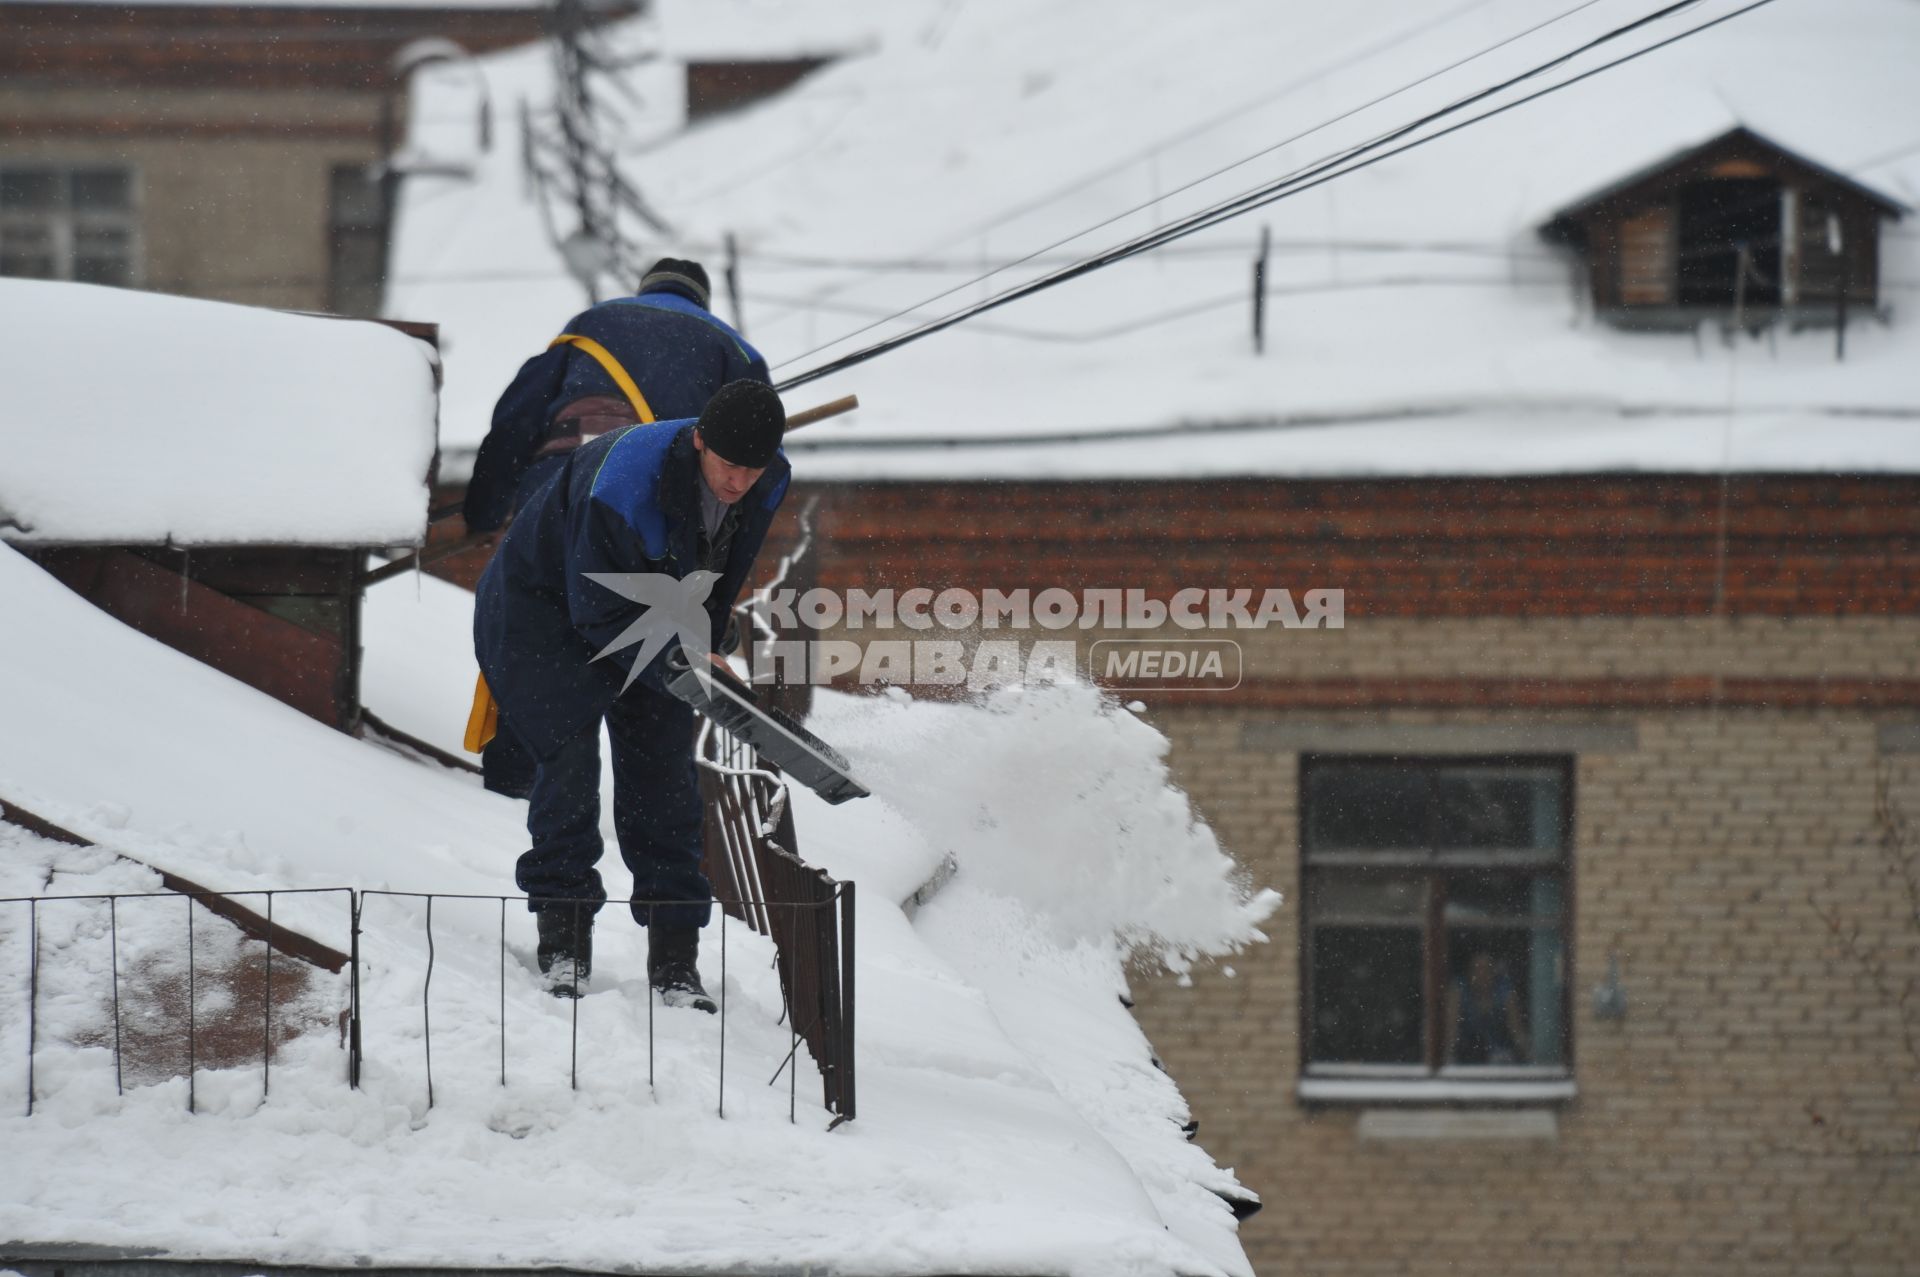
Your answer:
[773,0,1778,393]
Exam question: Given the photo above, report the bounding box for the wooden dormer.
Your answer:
[1540,127,1906,329]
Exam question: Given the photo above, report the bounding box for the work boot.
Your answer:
[647,924,717,1013]
[536,903,593,998]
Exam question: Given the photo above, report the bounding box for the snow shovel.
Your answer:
[662,648,870,805]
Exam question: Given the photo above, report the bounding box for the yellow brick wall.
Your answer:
[1134,698,1920,1276]
[798,615,1920,687]
[1228,615,1920,681]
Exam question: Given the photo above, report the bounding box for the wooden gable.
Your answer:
[1540,128,1906,326]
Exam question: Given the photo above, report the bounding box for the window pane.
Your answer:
[74,224,127,252]
[69,225,131,286]
[1309,926,1425,1065]
[0,224,57,278]
[0,252,57,278]
[1677,177,1782,307]
[1,171,60,210]
[73,254,131,287]
[1308,868,1424,919]
[1303,762,1430,851]
[1431,765,1563,851]
[1444,924,1565,1067]
[1442,869,1564,924]
[329,226,386,315]
[71,169,131,212]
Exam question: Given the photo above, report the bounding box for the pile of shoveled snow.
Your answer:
[800,682,1278,971]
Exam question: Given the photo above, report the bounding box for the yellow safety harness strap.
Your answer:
[549,334,657,424]
[463,672,499,753]
[463,337,655,752]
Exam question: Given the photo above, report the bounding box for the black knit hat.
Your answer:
[696,380,784,468]
[639,257,712,309]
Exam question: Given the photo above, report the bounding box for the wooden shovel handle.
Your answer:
[784,394,858,432]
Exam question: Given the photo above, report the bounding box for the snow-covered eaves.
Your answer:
[390,0,1920,482]
[0,281,439,549]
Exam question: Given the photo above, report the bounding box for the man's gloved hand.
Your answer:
[717,613,743,656]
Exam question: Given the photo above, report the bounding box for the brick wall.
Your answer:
[772,473,1920,1272]
[1131,704,1920,1275]
[686,58,832,122]
[791,474,1920,617]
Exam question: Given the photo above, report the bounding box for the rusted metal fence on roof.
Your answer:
[696,720,856,1126]
[2,886,356,1116]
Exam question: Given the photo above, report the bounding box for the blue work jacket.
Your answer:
[474,418,790,759]
[465,290,769,531]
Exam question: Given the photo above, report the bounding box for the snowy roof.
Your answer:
[0,281,439,548]
[389,0,1920,482]
[0,541,1270,1276]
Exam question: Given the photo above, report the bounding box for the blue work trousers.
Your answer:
[515,686,712,931]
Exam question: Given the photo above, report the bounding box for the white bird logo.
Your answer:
[582,569,721,694]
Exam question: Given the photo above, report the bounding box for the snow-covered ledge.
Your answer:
[1296,1076,1577,1104]
[1356,1108,1561,1142]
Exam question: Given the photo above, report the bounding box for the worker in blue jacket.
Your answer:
[465,258,770,798]
[473,379,790,1007]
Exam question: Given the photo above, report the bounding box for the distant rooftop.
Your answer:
[389,0,1920,481]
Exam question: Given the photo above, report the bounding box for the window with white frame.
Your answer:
[0,166,138,287]
[1299,756,1573,1096]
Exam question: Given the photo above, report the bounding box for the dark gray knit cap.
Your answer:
[696,380,784,468]
[639,257,712,309]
